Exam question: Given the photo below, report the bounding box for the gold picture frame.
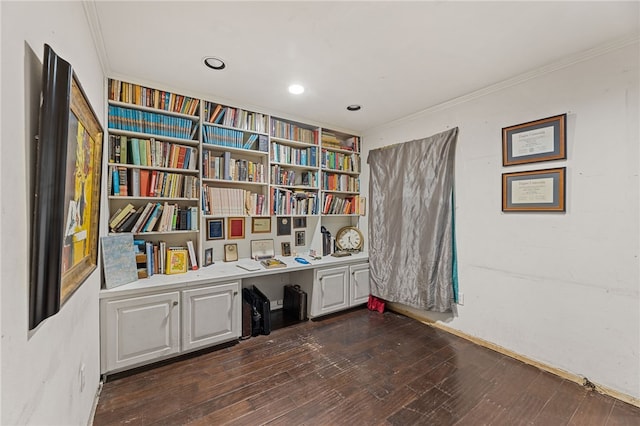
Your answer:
[224,243,238,262]
[251,217,271,233]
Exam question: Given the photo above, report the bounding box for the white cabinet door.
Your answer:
[312,266,349,317]
[102,292,180,373]
[181,281,240,351]
[350,262,370,306]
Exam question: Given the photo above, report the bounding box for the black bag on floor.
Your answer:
[251,286,271,335]
[242,288,262,337]
[284,284,307,321]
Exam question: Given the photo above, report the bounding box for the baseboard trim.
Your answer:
[389,305,640,408]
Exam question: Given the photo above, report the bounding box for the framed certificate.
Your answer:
[224,244,238,262]
[251,217,271,233]
[502,167,566,212]
[502,114,566,166]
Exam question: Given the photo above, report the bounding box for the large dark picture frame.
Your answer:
[30,44,103,329]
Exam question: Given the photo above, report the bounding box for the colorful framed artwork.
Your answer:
[251,217,271,233]
[502,167,566,212]
[166,249,189,274]
[502,114,567,166]
[30,45,104,329]
[228,217,245,239]
[206,218,224,240]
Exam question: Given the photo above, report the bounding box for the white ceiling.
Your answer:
[88,1,639,134]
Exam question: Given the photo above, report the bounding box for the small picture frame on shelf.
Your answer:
[295,231,305,247]
[224,244,238,262]
[293,217,307,229]
[206,218,225,240]
[281,242,291,257]
[228,217,245,239]
[251,217,271,233]
[204,248,214,267]
[277,217,291,236]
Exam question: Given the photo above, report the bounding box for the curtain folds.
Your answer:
[367,127,458,312]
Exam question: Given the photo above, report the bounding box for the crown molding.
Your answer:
[82,0,110,76]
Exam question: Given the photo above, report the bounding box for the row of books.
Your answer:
[109,135,197,170]
[270,165,318,187]
[108,202,198,234]
[270,118,318,144]
[270,143,317,167]
[270,188,320,216]
[133,240,197,278]
[109,166,199,199]
[322,194,361,215]
[108,80,200,116]
[322,173,360,193]
[108,105,198,140]
[321,150,361,173]
[203,151,266,183]
[321,132,360,152]
[203,126,268,151]
[204,102,269,133]
[202,186,267,216]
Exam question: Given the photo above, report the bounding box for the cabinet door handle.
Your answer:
[172,301,178,307]
[233,291,238,296]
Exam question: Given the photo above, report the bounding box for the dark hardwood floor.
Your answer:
[93,307,640,425]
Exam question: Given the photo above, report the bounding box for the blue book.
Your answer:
[145,241,154,277]
[112,167,120,196]
[310,147,317,167]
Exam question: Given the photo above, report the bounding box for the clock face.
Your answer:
[336,227,363,251]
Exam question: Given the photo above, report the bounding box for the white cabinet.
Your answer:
[102,291,181,373]
[350,263,370,306]
[101,281,241,374]
[181,282,240,351]
[311,266,349,317]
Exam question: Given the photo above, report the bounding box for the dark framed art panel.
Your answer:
[502,167,566,212]
[502,114,566,166]
[30,44,104,329]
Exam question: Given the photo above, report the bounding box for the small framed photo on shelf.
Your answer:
[502,114,567,166]
[293,217,307,228]
[228,217,245,239]
[166,249,189,274]
[502,167,566,212]
[277,217,291,236]
[224,244,238,262]
[251,217,271,233]
[206,218,224,240]
[281,242,292,257]
[295,231,305,246]
[204,248,214,267]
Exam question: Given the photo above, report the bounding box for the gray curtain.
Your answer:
[368,127,458,312]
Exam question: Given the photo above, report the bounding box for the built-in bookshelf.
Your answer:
[107,79,201,277]
[320,129,362,216]
[105,79,363,278]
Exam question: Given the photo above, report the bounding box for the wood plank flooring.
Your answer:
[93,307,640,425]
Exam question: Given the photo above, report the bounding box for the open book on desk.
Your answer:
[260,258,287,269]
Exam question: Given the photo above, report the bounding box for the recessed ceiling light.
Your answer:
[203,56,226,70]
[288,84,305,95]
[346,104,362,111]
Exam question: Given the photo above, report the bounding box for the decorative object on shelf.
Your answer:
[277,217,291,236]
[502,167,566,212]
[224,243,238,262]
[335,226,364,252]
[227,217,245,239]
[30,45,104,329]
[293,216,307,228]
[281,242,292,256]
[295,231,306,247]
[166,249,188,274]
[206,218,224,240]
[251,217,271,233]
[204,248,213,266]
[251,239,275,260]
[502,114,566,166]
[101,234,137,289]
[260,258,287,269]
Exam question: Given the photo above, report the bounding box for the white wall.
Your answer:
[1,2,104,424]
[361,42,639,400]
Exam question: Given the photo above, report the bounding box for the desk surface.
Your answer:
[100,252,369,299]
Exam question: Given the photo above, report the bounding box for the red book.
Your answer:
[176,146,187,169]
[149,170,158,197]
[139,169,150,197]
